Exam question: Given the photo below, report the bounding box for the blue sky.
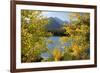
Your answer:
[41,11,70,22]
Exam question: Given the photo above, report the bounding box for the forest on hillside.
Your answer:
[21,10,90,62]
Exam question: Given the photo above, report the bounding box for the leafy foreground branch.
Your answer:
[21,10,90,62]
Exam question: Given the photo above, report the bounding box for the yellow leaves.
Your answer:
[60,23,89,60]
[64,26,71,33]
[47,39,54,44]
[75,28,82,33]
[68,13,81,23]
[71,43,81,58]
[34,41,44,50]
[52,48,62,61]
[59,37,68,44]
[81,25,89,33]
[64,24,89,38]
[32,11,41,15]
[34,42,40,49]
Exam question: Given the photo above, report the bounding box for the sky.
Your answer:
[41,11,70,22]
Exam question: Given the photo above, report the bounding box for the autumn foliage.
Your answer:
[21,10,90,62]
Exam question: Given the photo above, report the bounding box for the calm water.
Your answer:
[41,36,71,59]
[40,36,90,60]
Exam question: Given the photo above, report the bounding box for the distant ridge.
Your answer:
[46,17,68,31]
[45,17,69,36]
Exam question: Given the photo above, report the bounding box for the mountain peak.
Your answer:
[45,17,68,36]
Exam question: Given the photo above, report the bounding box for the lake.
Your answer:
[41,36,71,59]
